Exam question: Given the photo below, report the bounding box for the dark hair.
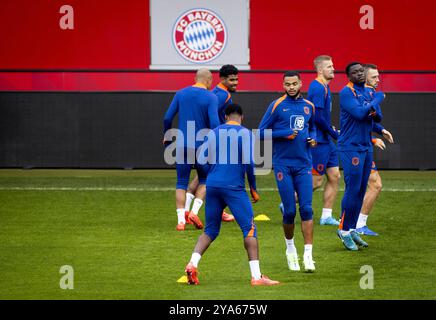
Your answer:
[363,63,378,71]
[225,103,243,116]
[219,64,239,78]
[283,71,301,79]
[345,62,362,76]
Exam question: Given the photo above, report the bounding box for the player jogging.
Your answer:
[163,68,219,231]
[184,103,279,286]
[259,71,317,272]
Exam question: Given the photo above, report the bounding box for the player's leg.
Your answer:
[184,175,199,222]
[274,166,299,270]
[186,164,208,229]
[312,143,339,225]
[321,142,341,224]
[185,186,225,285]
[175,163,192,230]
[349,152,373,247]
[294,166,315,272]
[337,151,365,250]
[356,162,381,236]
[225,189,279,285]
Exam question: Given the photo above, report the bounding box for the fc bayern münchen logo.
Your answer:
[173,8,227,63]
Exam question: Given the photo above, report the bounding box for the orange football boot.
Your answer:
[185,211,193,224]
[188,212,203,229]
[251,275,280,286]
[185,262,199,285]
[176,222,185,231]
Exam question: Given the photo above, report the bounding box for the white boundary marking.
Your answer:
[0,187,435,192]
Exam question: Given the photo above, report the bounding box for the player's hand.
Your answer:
[373,138,386,150]
[307,137,317,147]
[287,130,298,140]
[250,187,260,203]
[382,129,394,144]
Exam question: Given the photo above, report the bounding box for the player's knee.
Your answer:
[328,170,341,185]
[299,205,313,221]
[205,229,219,242]
[283,213,296,225]
[374,178,382,193]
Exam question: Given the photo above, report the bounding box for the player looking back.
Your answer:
[184,103,279,286]
[184,65,239,223]
[259,71,317,273]
[337,62,385,251]
[307,55,341,226]
[163,68,220,231]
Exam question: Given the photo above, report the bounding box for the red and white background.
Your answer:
[0,0,435,92]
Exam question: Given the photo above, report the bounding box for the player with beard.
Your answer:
[259,71,317,272]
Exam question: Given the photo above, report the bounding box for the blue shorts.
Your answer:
[175,147,208,190]
[204,186,257,241]
[311,141,339,176]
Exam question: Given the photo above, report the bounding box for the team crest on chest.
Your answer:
[304,106,310,115]
[173,9,227,63]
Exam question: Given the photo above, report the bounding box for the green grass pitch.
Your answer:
[0,169,435,300]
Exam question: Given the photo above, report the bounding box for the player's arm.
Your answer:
[163,93,179,133]
[372,123,384,135]
[340,89,384,120]
[244,132,259,202]
[208,94,220,129]
[307,106,317,147]
[308,84,339,140]
[258,101,296,139]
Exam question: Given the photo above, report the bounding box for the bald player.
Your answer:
[163,68,220,231]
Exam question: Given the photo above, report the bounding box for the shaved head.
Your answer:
[195,68,213,89]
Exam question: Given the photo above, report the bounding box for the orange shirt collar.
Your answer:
[192,83,207,89]
[217,82,228,91]
[226,121,240,125]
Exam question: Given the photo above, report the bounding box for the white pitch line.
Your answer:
[0,187,435,192]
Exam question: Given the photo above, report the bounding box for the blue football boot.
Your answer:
[355,226,379,236]
[351,231,369,247]
[320,216,340,226]
[336,229,358,251]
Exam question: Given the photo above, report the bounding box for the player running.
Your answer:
[259,71,317,272]
[356,64,394,236]
[307,55,341,226]
[185,65,240,223]
[163,68,219,231]
[184,103,279,286]
[337,62,385,251]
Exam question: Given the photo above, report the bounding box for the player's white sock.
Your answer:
[190,252,202,268]
[249,260,261,280]
[356,213,368,229]
[321,208,333,219]
[304,244,313,257]
[185,193,195,212]
[285,237,297,254]
[191,198,203,215]
[177,208,186,224]
[340,230,351,236]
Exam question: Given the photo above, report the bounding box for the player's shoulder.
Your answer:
[302,98,315,113]
[270,94,287,111]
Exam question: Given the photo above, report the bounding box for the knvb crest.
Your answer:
[290,115,305,131]
[173,8,227,63]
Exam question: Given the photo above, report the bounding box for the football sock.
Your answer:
[185,193,195,212]
[321,208,333,219]
[190,252,202,268]
[249,260,261,280]
[356,213,368,229]
[340,230,351,236]
[191,198,203,215]
[177,208,186,224]
[285,237,297,254]
[304,244,313,257]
